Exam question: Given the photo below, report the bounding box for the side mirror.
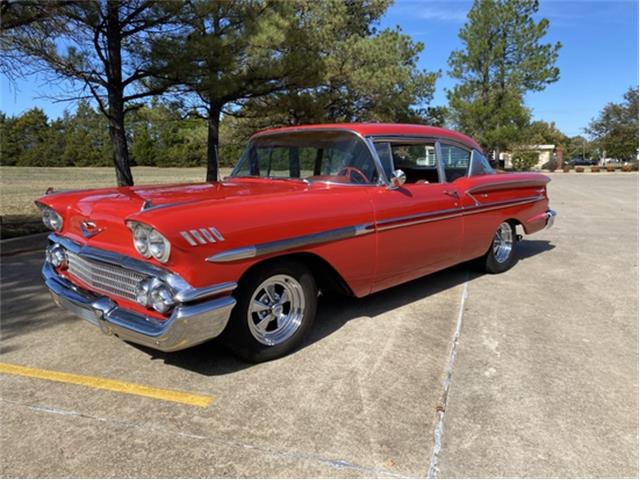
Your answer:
[388,169,406,189]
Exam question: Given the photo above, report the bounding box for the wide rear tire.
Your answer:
[224,260,317,363]
[482,221,517,273]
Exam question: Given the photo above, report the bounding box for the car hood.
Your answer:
[38,178,310,250]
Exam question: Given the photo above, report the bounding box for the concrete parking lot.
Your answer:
[1,173,637,478]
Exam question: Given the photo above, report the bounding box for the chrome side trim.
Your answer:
[139,200,197,213]
[206,196,544,262]
[466,179,548,197]
[466,179,546,192]
[462,196,544,215]
[376,208,461,231]
[207,246,257,263]
[174,282,238,303]
[48,234,237,304]
[378,213,462,231]
[207,224,374,263]
[374,196,544,233]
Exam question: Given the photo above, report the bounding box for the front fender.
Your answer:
[128,185,378,297]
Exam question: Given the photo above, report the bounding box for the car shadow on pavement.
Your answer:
[516,239,555,261]
[142,239,555,375]
[0,240,553,366]
[0,251,78,349]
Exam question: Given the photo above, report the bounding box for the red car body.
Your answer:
[38,124,555,359]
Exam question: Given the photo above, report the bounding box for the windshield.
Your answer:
[231,130,381,185]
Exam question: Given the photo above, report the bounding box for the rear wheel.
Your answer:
[482,221,517,273]
[224,260,317,363]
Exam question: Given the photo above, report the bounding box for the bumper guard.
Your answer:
[43,262,236,352]
[545,209,557,229]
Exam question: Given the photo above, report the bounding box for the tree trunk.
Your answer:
[105,1,133,186]
[206,101,222,182]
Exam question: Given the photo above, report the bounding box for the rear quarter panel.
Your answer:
[455,173,551,260]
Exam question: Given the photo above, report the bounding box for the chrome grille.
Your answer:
[67,251,146,301]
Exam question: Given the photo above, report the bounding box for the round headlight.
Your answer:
[150,284,174,314]
[148,229,171,263]
[127,222,171,263]
[132,224,151,258]
[39,205,63,231]
[48,245,68,269]
[135,277,154,307]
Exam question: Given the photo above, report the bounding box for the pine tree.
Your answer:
[447,0,561,158]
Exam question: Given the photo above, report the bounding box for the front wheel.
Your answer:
[223,260,317,363]
[482,221,517,273]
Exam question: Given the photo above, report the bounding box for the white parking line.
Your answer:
[427,274,469,478]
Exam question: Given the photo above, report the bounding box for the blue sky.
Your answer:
[1,0,638,138]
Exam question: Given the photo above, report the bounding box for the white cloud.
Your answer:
[418,7,469,22]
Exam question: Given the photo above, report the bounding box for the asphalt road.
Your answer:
[1,173,637,478]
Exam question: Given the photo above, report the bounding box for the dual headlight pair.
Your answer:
[38,205,170,264]
[135,277,175,314]
[126,221,171,264]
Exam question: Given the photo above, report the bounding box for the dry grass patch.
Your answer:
[1,166,231,238]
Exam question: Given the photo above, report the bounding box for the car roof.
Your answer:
[253,123,483,152]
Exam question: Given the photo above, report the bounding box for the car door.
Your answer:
[369,139,464,292]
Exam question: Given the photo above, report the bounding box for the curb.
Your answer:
[1,232,49,256]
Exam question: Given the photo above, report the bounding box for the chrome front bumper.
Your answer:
[545,209,557,229]
[43,260,237,353]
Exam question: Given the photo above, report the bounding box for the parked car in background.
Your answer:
[37,124,556,362]
[568,157,596,166]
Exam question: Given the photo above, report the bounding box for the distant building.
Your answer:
[500,144,561,170]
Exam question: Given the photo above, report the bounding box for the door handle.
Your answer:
[443,190,459,198]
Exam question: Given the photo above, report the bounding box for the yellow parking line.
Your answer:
[0,362,214,408]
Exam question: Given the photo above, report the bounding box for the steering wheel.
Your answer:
[337,166,369,184]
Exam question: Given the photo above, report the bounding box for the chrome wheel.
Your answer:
[247,274,305,346]
[493,222,514,264]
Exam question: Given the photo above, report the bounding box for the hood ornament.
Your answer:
[80,220,103,239]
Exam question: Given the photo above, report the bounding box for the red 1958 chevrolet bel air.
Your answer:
[37,123,555,362]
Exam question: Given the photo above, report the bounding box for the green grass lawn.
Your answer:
[0,166,232,238]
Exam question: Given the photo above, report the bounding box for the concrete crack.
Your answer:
[0,397,409,478]
[427,274,469,478]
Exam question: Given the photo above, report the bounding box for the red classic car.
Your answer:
[38,123,555,362]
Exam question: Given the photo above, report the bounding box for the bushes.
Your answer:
[511,150,539,171]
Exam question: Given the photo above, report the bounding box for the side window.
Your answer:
[441,144,471,182]
[469,150,495,176]
[374,141,440,184]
